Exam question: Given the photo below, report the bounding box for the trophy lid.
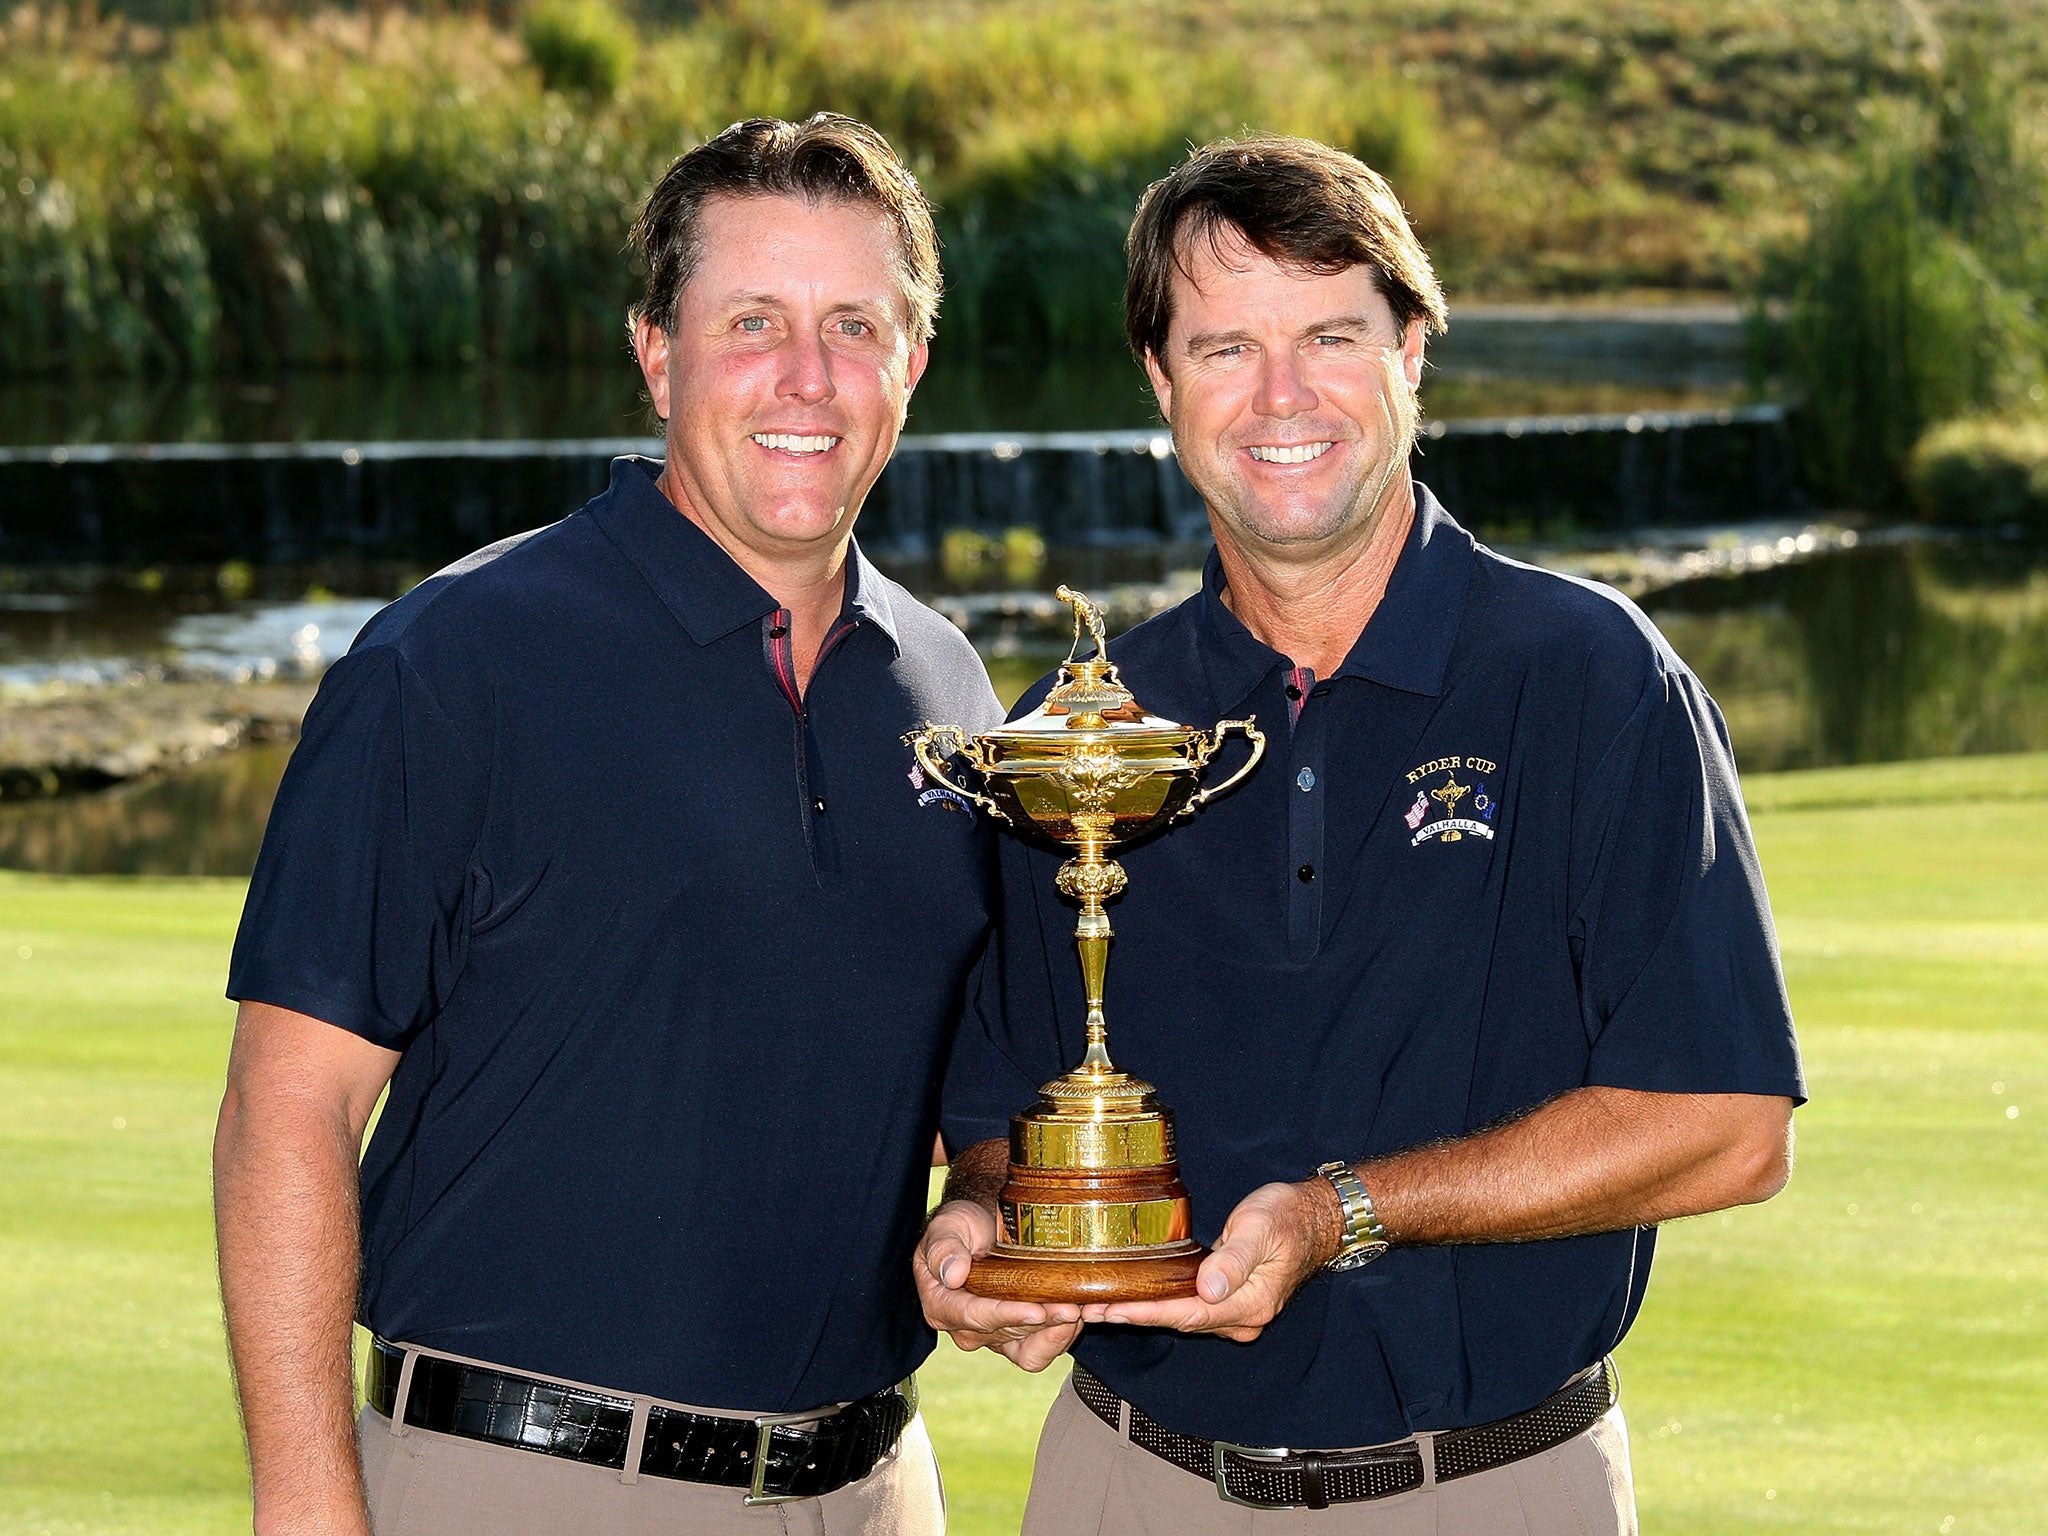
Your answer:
[981,587,1200,745]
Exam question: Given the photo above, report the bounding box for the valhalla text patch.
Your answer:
[1400,754,1501,846]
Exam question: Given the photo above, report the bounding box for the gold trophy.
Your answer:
[906,588,1265,1301]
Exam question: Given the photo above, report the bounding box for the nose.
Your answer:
[1253,347,1316,419]
[778,329,836,407]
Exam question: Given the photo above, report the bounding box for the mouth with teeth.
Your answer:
[751,432,842,455]
[1245,441,1334,464]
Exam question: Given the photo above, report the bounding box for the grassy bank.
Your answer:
[6,0,2045,378]
[2,750,2044,1532]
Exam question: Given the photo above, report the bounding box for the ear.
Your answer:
[1142,349,1174,420]
[632,314,673,422]
[905,338,930,399]
[1399,317,1426,393]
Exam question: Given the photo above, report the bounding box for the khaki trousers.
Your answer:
[357,1396,943,1536]
[1019,1377,1636,1536]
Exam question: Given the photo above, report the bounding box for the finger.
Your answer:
[1196,1238,1260,1304]
[916,1239,971,1292]
[1103,1274,1290,1335]
[919,1205,997,1288]
[925,1279,1085,1335]
[927,1293,1053,1333]
[952,1328,1054,1354]
[997,1322,1083,1373]
[1098,1296,1226,1332]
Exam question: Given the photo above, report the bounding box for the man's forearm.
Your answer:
[1358,1086,1794,1246]
[214,1088,372,1536]
[940,1136,1008,1210]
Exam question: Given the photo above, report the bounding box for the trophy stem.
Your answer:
[1076,904,1113,1071]
[1057,840,1128,1076]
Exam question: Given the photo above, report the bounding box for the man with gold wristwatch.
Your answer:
[920,134,1804,1535]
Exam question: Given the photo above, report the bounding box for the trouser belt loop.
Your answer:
[1414,1426,1440,1487]
[620,1397,652,1485]
[1298,1452,1328,1511]
[386,1346,418,1439]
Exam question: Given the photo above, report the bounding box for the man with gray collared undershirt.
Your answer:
[215,114,998,1536]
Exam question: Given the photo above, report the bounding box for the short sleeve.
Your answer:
[1569,667,1805,1102]
[227,645,488,1050]
[940,844,1068,1154]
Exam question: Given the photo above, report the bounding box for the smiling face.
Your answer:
[633,193,928,568]
[1143,222,1425,564]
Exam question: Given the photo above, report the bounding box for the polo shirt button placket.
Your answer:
[763,607,840,877]
[1284,670,1327,961]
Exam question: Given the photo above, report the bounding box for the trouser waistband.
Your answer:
[368,1337,915,1506]
[1071,1358,1618,1511]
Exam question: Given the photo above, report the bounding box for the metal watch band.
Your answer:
[1316,1160,1390,1271]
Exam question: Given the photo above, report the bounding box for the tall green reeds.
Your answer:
[0,0,1446,377]
[1772,26,2048,508]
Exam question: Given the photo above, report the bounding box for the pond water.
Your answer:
[1644,538,2048,772]
[4,536,2042,878]
[0,347,1747,447]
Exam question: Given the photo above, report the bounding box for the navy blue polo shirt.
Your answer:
[941,484,1804,1449]
[230,456,1000,1412]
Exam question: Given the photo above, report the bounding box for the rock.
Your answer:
[0,679,316,799]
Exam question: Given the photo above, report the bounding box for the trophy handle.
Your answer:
[1174,717,1265,821]
[903,723,1003,818]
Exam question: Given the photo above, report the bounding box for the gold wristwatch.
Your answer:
[1316,1161,1390,1271]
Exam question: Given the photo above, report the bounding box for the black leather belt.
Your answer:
[368,1338,914,1505]
[1072,1358,1618,1511]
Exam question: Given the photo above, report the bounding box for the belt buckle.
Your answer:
[1212,1439,1294,1509]
[744,1408,823,1506]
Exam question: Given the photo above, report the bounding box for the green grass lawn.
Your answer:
[2,752,2043,1535]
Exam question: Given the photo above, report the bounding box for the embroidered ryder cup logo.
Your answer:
[907,760,974,816]
[1401,754,1500,846]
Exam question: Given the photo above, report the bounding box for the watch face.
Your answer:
[1325,1240,1390,1272]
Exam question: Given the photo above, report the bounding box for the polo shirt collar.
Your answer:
[1196,481,1474,710]
[591,456,900,652]
[840,539,901,653]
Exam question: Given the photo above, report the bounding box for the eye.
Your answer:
[1312,334,1351,348]
[835,317,873,338]
[737,315,769,333]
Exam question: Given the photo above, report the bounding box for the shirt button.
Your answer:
[1297,863,1316,883]
[813,797,828,815]
[1284,683,1303,700]
[1296,767,1315,792]
[769,623,789,639]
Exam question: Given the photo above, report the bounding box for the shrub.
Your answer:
[1768,33,2048,509]
[1778,143,2043,508]
[1907,416,2048,534]
[522,0,637,101]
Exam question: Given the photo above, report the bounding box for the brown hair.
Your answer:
[629,114,941,342]
[1124,135,1447,367]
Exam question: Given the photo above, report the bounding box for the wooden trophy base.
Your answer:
[967,1243,1206,1303]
